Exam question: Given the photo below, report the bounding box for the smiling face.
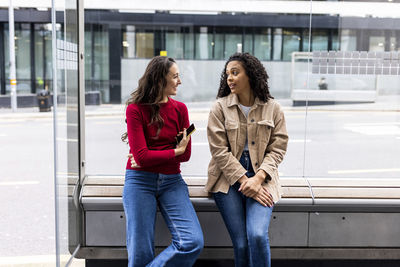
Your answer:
[163,63,181,98]
[226,61,251,97]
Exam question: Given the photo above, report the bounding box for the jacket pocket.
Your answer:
[256,119,274,143]
[225,120,239,150]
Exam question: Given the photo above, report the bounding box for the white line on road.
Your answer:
[94,121,122,125]
[193,142,208,146]
[344,123,400,136]
[0,134,6,137]
[0,181,40,186]
[0,255,84,266]
[56,138,78,142]
[328,168,400,174]
[289,139,311,143]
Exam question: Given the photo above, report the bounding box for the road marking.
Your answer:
[56,138,78,142]
[193,142,208,146]
[344,122,400,136]
[328,168,400,174]
[0,254,84,266]
[94,121,122,125]
[0,181,39,186]
[289,139,311,143]
[0,134,6,137]
[397,137,400,140]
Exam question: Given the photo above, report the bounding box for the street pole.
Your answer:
[9,0,17,112]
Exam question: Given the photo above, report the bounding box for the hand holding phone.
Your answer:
[175,123,195,145]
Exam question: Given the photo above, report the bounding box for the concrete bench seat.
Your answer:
[73,175,400,260]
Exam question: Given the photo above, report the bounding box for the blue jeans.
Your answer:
[213,151,274,267]
[123,170,204,267]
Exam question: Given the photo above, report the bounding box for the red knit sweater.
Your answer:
[125,98,191,174]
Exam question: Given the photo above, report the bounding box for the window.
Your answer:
[195,27,213,60]
[340,29,357,51]
[166,31,184,59]
[123,25,136,58]
[254,28,271,61]
[136,32,154,58]
[283,29,301,61]
[272,28,282,61]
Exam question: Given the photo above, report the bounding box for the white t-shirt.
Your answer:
[239,104,251,151]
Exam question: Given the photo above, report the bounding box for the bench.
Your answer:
[72,176,400,260]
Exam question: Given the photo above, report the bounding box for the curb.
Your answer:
[0,255,84,267]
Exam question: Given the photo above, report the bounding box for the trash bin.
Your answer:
[37,89,51,112]
[318,77,328,90]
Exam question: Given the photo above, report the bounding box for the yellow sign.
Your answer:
[160,51,167,56]
[10,79,17,85]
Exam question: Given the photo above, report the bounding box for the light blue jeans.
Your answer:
[123,169,204,267]
[213,151,274,267]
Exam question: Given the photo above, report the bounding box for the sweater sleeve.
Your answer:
[174,102,191,163]
[126,104,175,167]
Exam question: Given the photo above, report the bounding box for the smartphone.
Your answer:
[175,123,195,144]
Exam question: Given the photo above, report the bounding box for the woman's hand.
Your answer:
[253,187,274,207]
[127,154,140,168]
[238,175,263,198]
[174,128,190,156]
[239,171,274,207]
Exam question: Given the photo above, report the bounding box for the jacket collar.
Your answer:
[226,93,266,107]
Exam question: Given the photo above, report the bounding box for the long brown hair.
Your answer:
[217,52,273,102]
[121,56,176,143]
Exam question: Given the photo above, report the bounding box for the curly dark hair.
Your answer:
[121,56,176,143]
[217,52,273,102]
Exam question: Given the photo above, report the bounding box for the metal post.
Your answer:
[51,0,60,266]
[8,0,17,111]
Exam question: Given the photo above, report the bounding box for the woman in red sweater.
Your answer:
[122,56,203,267]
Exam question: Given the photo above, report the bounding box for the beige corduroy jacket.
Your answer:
[205,93,289,202]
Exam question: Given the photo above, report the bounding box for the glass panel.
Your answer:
[166,32,184,59]
[283,29,300,61]
[55,0,83,265]
[123,25,136,58]
[225,33,242,59]
[93,26,109,102]
[195,27,212,60]
[136,32,154,58]
[340,29,357,51]
[184,30,194,59]
[303,30,329,52]
[214,33,224,60]
[254,28,271,61]
[243,30,253,54]
[4,23,31,94]
[303,0,400,181]
[272,28,282,60]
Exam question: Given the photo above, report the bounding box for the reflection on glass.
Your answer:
[273,28,282,61]
[136,32,154,58]
[184,31,194,59]
[166,32,184,59]
[283,29,300,61]
[195,27,212,59]
[4,23,31,94]
[225,33,242,59]
[123,25,136,58]
[254,29,271,61]
[340,29,357,51]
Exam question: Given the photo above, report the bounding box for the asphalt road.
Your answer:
[0,103,399,261]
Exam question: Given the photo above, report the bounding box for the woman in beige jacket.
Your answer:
[206,53,289,267]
